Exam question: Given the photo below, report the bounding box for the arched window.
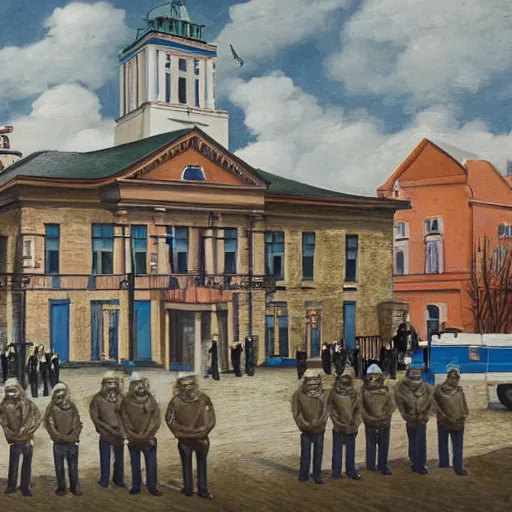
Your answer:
[395,250,405,275]
[181,165,206,181]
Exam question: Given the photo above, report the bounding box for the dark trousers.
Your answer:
[331,430,357,477]
[365,426,390,472]
[128,441,158,492]
[7,442,33,494]
[41,365,51,396]
[53,443,80,494]
[178,439,210,495]
[99,439,124,486]
[407,425,427,473]
[299,432,324,481]
[438,424,464,473]
[28,373,38,398]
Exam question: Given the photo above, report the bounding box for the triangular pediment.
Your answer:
[122,132,267,188]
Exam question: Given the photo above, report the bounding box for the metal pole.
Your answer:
[125,225,135,362]
[247,217,254,337]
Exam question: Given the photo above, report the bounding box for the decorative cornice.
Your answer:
[126,135,263,187]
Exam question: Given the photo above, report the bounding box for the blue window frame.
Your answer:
[265,315,275,356]
[345,235,358,282]
[182,165,206,181]
[265,231,284,280]
[131,225,147,275]
[92,224,114,274]
[166,226,189,273]
[45,224,60,274]
[224,228,237,274]
[302,232,315,280]
[278,314,289,358]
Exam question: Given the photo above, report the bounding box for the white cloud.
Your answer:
[214,0,353,91]
[0,2,130,100]
[8,84,114,155]
[230,73,512,196]
[325,0,512,105]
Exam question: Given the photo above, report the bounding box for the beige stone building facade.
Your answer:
[0,127,407,371]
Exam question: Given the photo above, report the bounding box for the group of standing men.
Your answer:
[292,363,469,483]
[0,344,60,397]
[0,371,216,499]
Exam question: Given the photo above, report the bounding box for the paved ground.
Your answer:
[0,367,511,511]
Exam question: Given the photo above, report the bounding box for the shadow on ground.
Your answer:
[1,447,512,512]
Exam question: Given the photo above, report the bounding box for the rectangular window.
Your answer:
[302,232,315,280]
[178,77,187,104]
[265,315,275,357]
[92,224,114,275]
[278,314,289,358]
[45,224,60,274]
[165,54,171,69]
[345,235,358,282]
[194,79,200,107]
[425,239,443,274]
[166,226,188,273]
[131,225,147,275]
[165,73,171,103]
[179,58,187,72]
[194,59,200,75]
[264,231,285,280]
[395,222,407,238]
[223,228,237,274]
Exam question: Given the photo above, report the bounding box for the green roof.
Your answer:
[0,127,388,203]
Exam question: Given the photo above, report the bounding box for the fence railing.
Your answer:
[0,273,277,293]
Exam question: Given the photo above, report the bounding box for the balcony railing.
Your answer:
[0,273,277,293]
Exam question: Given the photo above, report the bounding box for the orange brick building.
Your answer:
[378,139,512,340]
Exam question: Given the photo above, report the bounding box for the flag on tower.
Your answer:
[230,44,244,68]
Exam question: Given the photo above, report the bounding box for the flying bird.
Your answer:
[230,44,244,68]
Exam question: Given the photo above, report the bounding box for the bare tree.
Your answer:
[469,237,512,333]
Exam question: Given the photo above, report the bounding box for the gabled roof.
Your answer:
[1,126,407,208]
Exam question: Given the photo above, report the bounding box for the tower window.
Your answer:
[179,59,187,72]
[178,77,187,104]
[165,73,171,103]
[181,166,206,181]
[194,59,200,75]
[165,54,171,69]
[194,79,200,107]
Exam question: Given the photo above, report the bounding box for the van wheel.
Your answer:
[497,384,512,410]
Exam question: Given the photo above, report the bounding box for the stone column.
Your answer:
[194,312,202,374]
[188,227,200,273]
[119,64,125,117]
[199,58,206,108]
[206,59,214,109]
[146,46,157,102]
[253,232,265,276]
[170,55,179,104]
[187,57,195,106]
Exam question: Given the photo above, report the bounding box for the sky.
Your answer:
[1,0,512,196]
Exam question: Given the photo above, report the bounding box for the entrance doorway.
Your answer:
[170,310,195,371]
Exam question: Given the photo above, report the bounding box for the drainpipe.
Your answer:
[247,216,254,337]
[125,225,135,362]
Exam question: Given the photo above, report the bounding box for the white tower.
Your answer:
[114,1,229,148]
[0,126,22,172]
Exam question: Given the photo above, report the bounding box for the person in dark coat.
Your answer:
[244,336,256,376]
[27,347,39,398]
[90,371,125,488]
[118,372,162,496]
[0,378,42,496]
[7,345,17,379]
[39,346,52,396]
[394,365,435,475]
[321,342,332,375]
[394,323,410,370]
[209,337,220,381]
[44,383,83,495]
[295,344,308,380]
[291,369,329,484]
[50,352,60,387]
[329,367,362,480]
[165,373,216,499]
[434,366,469,476]
[361,364,394,476]
[332,340,347,376]
[230,341,243,377]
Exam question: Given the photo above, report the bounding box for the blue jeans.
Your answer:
[406,425,427,473]
[438,423,464,473]
[299,432,324,481]
[128,440,158,492]
[365,426,390,473]
[331,429,357,477]
[99,439,124,486]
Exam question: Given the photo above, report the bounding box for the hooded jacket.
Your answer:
[44,386,82,444]
[0,379,41,444]
[394,378,435,428]
[90,385,125,445]
[361,378,395,430]
[328,374,361,434]
[291,380,329,434]
[118,385,161,446]
[434,380,469,431]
